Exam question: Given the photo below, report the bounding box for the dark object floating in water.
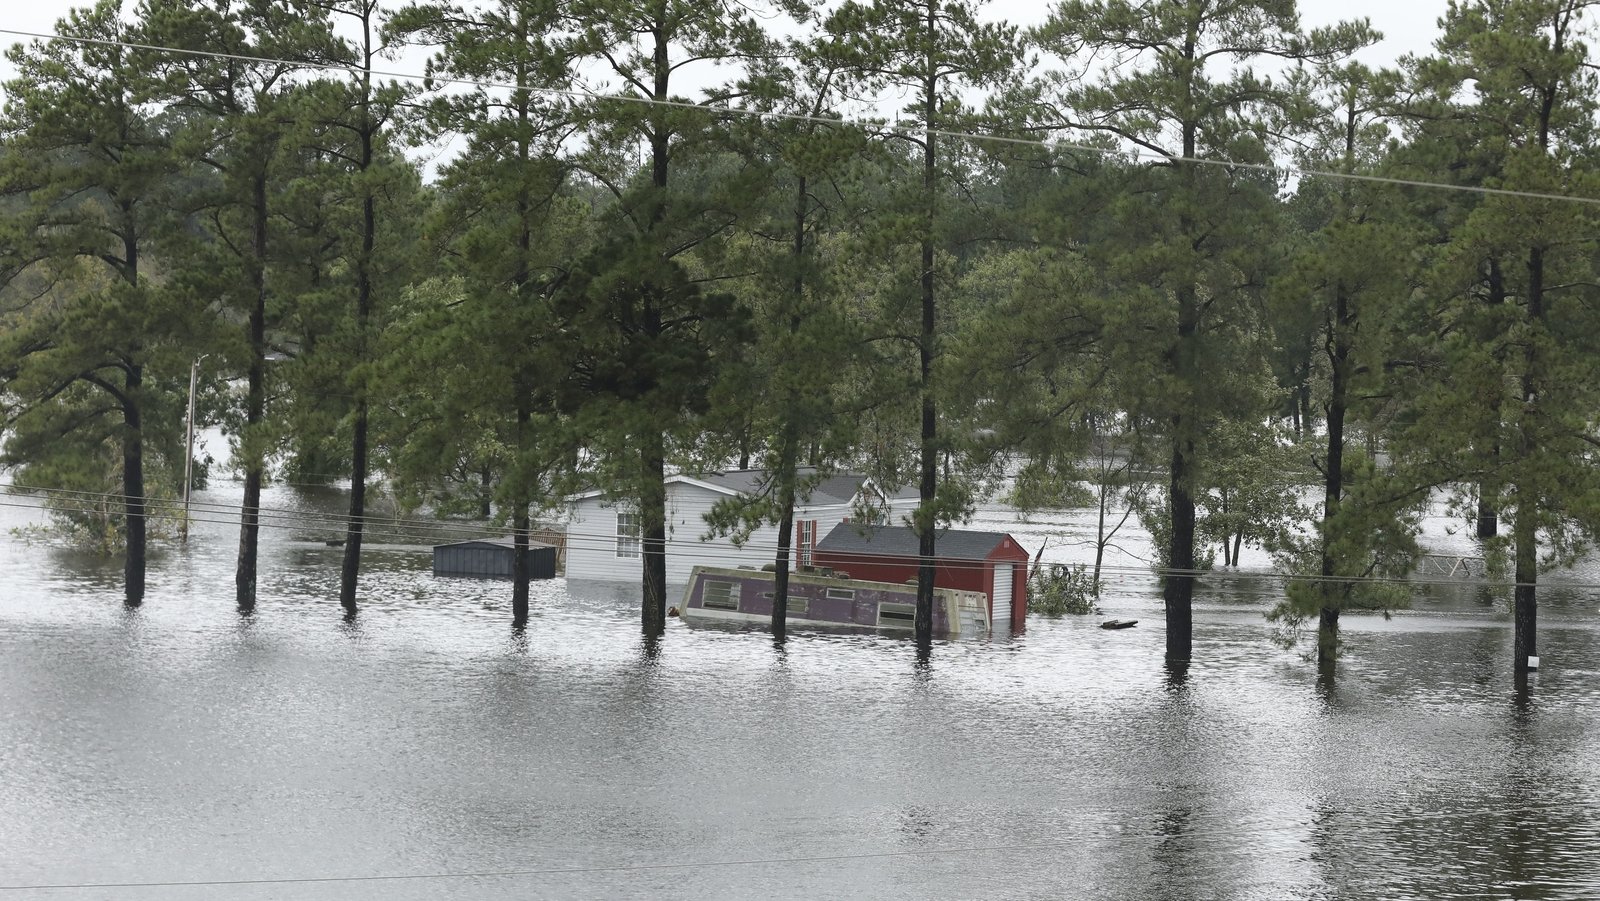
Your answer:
[1100,619,1138,630]
[324,539,346,547]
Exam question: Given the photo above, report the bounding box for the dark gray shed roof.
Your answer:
[815,523,1014,560]
[434,536,554,551]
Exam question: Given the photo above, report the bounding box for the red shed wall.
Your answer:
[810,552,988,596]
[813,534,1033,629]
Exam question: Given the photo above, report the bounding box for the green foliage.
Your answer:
[1028,563,1099,617]
[1005,464,1093,512]
[1266,449,1424,641]
[1197,418,1314,566]
[10,481,184,554]
[1385,0,1600,668]
[822,0,1024,552]
[6,431,183,553]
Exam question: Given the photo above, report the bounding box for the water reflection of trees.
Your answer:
[1309,682,1600,899]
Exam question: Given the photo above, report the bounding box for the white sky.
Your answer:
[0,0,1452,86]
[0,1,1457,184]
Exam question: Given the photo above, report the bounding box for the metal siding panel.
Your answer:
[569,485,861,584]
[992,563,1013,630]
[562,498,625,581]
[530,546,557,579]
[666,483,722,584]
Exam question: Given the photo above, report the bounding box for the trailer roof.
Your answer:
[816,523,1018,560]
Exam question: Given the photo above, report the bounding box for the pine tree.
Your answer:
[1265,63,1427,668]
[301,0,418,617]
[1033,0,1373,661]
[0,1,187,606]
[140,0,342,612]
[389,0,584,626]
[1399,0,1600,674]
[559,0,776,635]
[699,37,878,636]
[824,0,1021,647]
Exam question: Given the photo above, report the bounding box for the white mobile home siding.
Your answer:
[563,481,898,585]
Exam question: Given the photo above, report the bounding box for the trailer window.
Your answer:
[703,581,738,610]
[615,513,640,558]
[878,602,915,625]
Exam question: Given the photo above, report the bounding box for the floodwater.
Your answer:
[3,480,1600,900]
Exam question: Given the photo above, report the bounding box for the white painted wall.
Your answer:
[563,482,911,585]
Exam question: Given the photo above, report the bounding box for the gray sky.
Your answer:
[0,0,1450,84]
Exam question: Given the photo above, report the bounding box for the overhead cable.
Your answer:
[0,27,1597,207]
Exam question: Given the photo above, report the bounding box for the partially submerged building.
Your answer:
[432,537,558,580]
[562,469,915,584]
[811,524,1030,632]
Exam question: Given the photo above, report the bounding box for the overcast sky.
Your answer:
[0,0,1452,85]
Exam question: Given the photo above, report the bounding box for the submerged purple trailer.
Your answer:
[679,565,990,638]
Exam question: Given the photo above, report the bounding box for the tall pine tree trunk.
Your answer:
[1477,258,1506,540]
[341,397,368,615]
[505,34,537,628]
[340,76,377,616]
[635,21,673,637]
[1165,282,1199,660]
[1512,243,1545,672]
[771,172,810,637]
[913,28,939,650]
[122,362,145,607]
[120,216,145,608]
[1512,489,1538,671]
[773,470,796,637]
[236,171,269,614]
[512,399,531,625]
[641,431,668,636]
[1163,65,1202,661]
[1317,289,1352,667]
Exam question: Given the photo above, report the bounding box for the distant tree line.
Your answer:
[3,0,1599,673]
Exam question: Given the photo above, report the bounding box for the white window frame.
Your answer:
[797,519,816,568]
[616,512,641,558]
[702,580,738,610]
[878,602,916,626]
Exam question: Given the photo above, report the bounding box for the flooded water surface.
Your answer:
[3,483,1600,899]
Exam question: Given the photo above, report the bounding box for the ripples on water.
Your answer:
[2,485,1599,899]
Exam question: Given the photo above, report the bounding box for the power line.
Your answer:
[1,26,1599,208]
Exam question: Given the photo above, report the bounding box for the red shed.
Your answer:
[812,524,1030,632]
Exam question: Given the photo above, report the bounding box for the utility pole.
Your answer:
[182,356,205,542]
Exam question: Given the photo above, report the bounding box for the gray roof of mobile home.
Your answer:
[815,523,1016,560]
